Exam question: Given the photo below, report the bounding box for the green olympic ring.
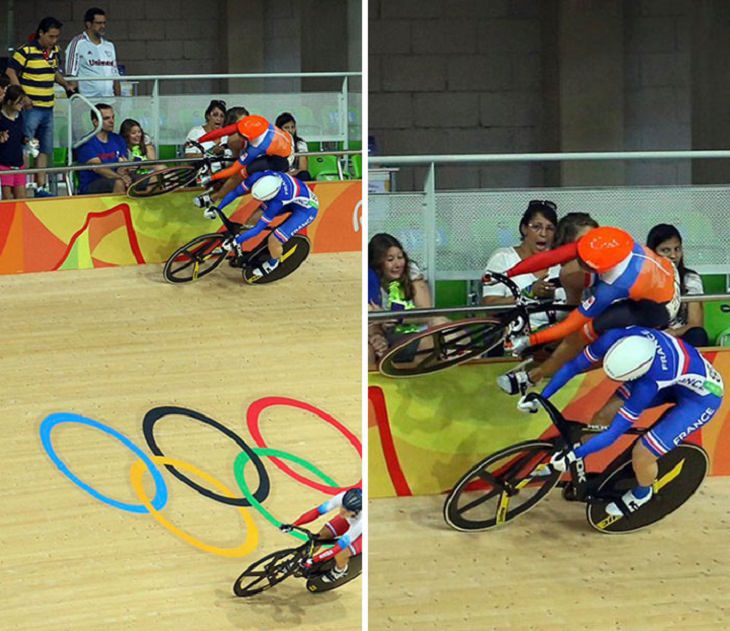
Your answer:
[233,447,339,543]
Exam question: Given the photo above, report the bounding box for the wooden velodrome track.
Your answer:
[369,480,730,629]
[0,252,361,630]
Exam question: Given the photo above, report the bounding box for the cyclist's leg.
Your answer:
[638,392,721,485]
[268,204,316,260]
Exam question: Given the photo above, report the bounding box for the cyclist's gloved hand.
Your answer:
[278,523,294,533]
[203,205,219,220]
[193,192,212,208]
[550,449,577,472]
[517,395,539,414]
[222,237,240,252]
[510,335,530,357]
[198,173,212,188]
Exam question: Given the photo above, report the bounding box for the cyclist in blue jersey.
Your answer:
[523,326,723,517]
[195,170,318,279]
[280,487,362,584]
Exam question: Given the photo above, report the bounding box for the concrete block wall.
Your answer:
[370,0,697,191]
[623,0,692,184]
[369,0,545,190]
[8,0,359,96]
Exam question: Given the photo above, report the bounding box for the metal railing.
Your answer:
[62,71,362,161]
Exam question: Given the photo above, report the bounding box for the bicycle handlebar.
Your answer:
[523,392,574,446]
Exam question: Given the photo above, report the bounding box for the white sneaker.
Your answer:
[605,487,653,517]
[321,564,348,584]
[251,259,280,279]
[497,369,532,396]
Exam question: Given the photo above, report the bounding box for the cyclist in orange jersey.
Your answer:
[496,226,681,405]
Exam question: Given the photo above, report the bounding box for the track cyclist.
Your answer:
[522,326,723,517]
[280,487,362,585]
[194,113,294,207]
[197,169,318,279]
[497,226,681,401]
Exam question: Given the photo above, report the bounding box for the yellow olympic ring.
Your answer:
[130,455,259,558]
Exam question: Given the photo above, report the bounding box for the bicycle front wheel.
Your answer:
[378,318,507,378]
[163,233,227,284]
[233,547,301,597]
[127,165,199,197]
[443,440,560,532]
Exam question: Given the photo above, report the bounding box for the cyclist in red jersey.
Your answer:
[496,226,681,406]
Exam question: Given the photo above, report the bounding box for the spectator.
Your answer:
[185,99,227,160]
[0,76,9,144]
[275,112,312,181]
[482,200,564,329]
[647,223,709,347]
[76,103,129,194]
[5,17,77,194]
[119,118,164,175]
[367,233,446,370]
[65,7,120,98]
[0,85,31,200]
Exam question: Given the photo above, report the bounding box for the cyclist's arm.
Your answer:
[293,492,345,525]
[506,242,578,278]
[211,170,244,203]
[310,520,362,564]
[541,329,626,398]
[529,281,621,346]
[210,160,245,182]
[573,380,658,458]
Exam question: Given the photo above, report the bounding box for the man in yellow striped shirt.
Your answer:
[5,17,77,193]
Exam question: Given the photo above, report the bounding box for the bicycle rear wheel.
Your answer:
[306,554,362,593]
[242,235,311,285]
[443,440,560,532]
[233,547,301,597]
[587,443,708,534]
[378,318,507,378]
[163,233,227,284]
[127,165,199,197]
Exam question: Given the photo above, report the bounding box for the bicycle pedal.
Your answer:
[229,255,246,268]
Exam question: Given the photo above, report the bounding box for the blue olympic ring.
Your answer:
[40,413,169,514]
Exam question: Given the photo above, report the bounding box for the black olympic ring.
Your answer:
[142,406,271,507]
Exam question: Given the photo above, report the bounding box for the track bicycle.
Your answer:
[126,140,231,198]
[443,392,709,534]
[232,526,362,596]
[377,271,572,378]
[162,204,310,284]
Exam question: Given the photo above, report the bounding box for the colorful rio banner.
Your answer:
[369,353,730,498]
[0,181,361,274]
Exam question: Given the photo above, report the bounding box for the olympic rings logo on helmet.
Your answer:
[40,396,362,557]
[577,226,634,273]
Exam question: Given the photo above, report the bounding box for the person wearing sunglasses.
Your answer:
[482,200,564,332]
[184,99,228,167]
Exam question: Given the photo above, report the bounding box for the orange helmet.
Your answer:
[577,227,634,273]
[236,115,269,140]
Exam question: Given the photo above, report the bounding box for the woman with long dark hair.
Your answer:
[647,223,708,347]
[275,112,311,181]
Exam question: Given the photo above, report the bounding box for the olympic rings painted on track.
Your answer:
[246,396,362,494]
[143,406,271,507]
[40,413,168,514]
[233,447,339,542]
[130,455,259,558]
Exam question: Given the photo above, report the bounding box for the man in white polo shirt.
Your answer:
[65,7,120,98]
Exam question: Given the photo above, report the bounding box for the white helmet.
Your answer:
[603,335,656,381]
[251,175,282,201]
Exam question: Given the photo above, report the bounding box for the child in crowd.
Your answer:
[0,85,32,200]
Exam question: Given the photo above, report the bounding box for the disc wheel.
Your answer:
[127,165,199,197]
[587,443,708,534]
[378,318,507,378]
[242,235,311,285]
[232,548,301,597]
[443,440,560,532]
[163,233,227,283]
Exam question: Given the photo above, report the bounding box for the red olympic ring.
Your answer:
[246,396,361,494]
